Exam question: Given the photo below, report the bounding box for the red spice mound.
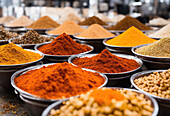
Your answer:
[72,49,140,73]
[38,33,92,55]
[14,62,105,99]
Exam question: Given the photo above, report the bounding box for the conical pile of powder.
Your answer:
[0,16,16,24]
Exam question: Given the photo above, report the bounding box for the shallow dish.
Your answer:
[11,63,108,102]
[26,28,55,34]
[4,24,24,28]
[45,31,74,38]
[132,44,170,62]
[106,47,133,55]
[42,87,158,116]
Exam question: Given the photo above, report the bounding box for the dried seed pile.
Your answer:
[0,26,18,40]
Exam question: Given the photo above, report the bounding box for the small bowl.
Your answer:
[4,24,25,28]
[42,87,159,116]
[11,63,108,103]
[132,44,170,62]
[68,53,143,87]
[35,42,93,62]
[45,31,75,38]
[5,27,27,33]
[106,47,133,55]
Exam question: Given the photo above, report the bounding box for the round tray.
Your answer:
[131,44,170,62]
[11,63,108,102]
[42,87,159,116]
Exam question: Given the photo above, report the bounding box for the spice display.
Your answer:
[11,30,54,44]
[95,13,114,23]
[6,16,33,27]
[106,26,157,47]
[58,13,84,23]
[135,37,170,57]
[107,16,152,30]
[27,16,60,29]
[0,15,16,24]
[50,88,154,116]
[72,49,140,73]
[134,69,170,98]
[14,62,105,99]
[78,16,108,25]
[149,17,170,26]
[149,24,170,38]
[0,26,18,40]
[77,24,115,39]
[0,43,42,65]
[38,33,92,55]
[47,21,84,35]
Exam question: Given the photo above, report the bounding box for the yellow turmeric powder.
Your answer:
[106,26,157,47]
[0,43,42,65]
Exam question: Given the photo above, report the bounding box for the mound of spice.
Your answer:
[135,37,170,57]
[27,16,60,29]
[58,13,84,23]
[0,15,16,24]
[149,17,170,26]
[50,88,154,116]
[149,24,170,38]
[107,16,152,30]
[11,30,54,44]
[38,33,92,55]
[6,16,33,27]
[78,16,108,25]
[47,21,84,35]
[0,43,42,65]
[77,24,115,39]
[72,49,140,73]
[14,62,105,99]
[134,69,170,98]
[0,26,18,40]
[106,26,157,47]
[95,13,114,23]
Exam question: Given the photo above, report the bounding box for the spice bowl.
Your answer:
[131,70,170,116]
[0,40,9,45]
[42,87,158,116]
[26,28,55,34]
[68,53,143,87]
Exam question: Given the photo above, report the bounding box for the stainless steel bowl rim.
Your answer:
[25,27,55,31]
[45,31,74,36]
[73,35,115,41]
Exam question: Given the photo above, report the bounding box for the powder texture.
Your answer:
[48,21,84,35]
[77,24,115,39]
[149,18,170,25]
[95,13,114,23]
[0,16,16,24]
[72,49,140,73]
[38,33,91,55]
[78,16,107,25]
[6,16,33,27]
[27,16,60,29]
[106,26,157,47]
[14,62,105,99]
[107,16,152,30]
[58,13,84,23]
[149,24,170,38]
[135,37,170,57]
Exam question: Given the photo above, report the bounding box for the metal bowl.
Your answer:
[35,42,93,62]
[42,87,159,116]
[0,49,44,70]
[132,44,170,62]
[106,46,133,55]
[4,24,24,28]
[0,40,9,45]
[25,28,55,34]
[11,63,108,103]
[68,53,143,87]
[45,31,75,38]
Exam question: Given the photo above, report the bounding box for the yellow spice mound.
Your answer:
[106,26,157,47]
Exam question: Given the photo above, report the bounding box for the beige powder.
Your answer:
[0,16,16,24]
[58,13,84,23]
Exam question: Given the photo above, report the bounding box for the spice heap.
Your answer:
[0,16,16,24]
[72,49,140,73]
[106,26,157,47]
[58,13,84,23]
[107,16,152,30]
[14,62,105,99]
[135,69,170,98]
[27,16,60,29]
[11,30,54,44]
[47,21,84,35]
[78,16,108,25]
[50,88,154,116]
[6,16,33,27]
[0,43,42,65]
[149,17,170,26]
[149,24,170,38]
[0,26,18,40]
[77,24,115,39]
[38,33,92,55]
[135,37,170,57]
[95,13,114,23]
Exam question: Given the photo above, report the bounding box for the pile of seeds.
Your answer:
[11,30,54,44]
[0,26,18,40]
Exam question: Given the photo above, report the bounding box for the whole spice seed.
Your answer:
[107,16,152,30]
[11,30,54,44]
[78,16,108,25]
[14,62,105,99]
[72,49,140,73]
[0,26,18,40]
[135,37,170,57]
[38,33,92,55]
